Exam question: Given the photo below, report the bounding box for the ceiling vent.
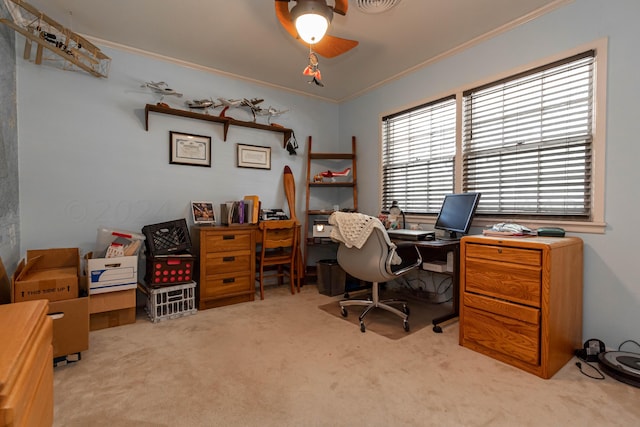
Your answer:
[355,0,401,14]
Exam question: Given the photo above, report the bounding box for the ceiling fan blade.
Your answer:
[332,0,348,16]
[274,0,358,58]
[312,35,358,58]
[275,1,299,39]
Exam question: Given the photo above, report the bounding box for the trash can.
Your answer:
[316,259,346,296]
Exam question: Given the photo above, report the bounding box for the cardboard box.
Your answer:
[85,252,138,295]
[90,307,136,331]
[89,288,136,314]
[89,288,137,331]
[12,248,80,302]
[48,276,89,358]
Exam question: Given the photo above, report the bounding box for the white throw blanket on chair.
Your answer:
[329,212,401,265]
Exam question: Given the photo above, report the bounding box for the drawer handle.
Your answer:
[223,256,235,262]
[497,249,502,254]
[223,278,235,284]
[223,235,236,240]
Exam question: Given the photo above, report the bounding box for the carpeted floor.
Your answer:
[53,284,640,426]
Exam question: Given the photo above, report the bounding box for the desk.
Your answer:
[397,239,460,333]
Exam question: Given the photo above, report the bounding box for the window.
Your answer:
[381,43,605,231]
[382,96,456,214]
[463,51,594,220]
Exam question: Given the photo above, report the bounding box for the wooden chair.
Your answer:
[256,220,299,300]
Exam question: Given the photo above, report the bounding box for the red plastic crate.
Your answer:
[145,255,195,286]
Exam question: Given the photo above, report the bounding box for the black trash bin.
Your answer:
[316,259,346,296]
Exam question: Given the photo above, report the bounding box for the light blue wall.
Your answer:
[340,0,640,348]
[17,45,339,254]
[14,0,639,348]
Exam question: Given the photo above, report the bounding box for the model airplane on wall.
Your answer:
[185,98,215,112]
[255,106,290,124]
[142,81,183,100]
[0,0,111,78]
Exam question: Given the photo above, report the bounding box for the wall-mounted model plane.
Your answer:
[142,81,183,101]
[0,0,111,78]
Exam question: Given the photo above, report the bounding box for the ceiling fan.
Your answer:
[274,0,359,58]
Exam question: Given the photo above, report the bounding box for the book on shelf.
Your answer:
[220,199,259,225]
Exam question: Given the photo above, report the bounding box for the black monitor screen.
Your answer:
[434,192,481,240]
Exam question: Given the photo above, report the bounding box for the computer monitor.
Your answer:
[434,192,481,240]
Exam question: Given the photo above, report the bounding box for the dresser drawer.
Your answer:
[465,258,541,307]
[466,243,541,266]
[462,305,540,366]
[204,231,252,252]
[200,274,253,299]
[1,315,53,426]
[204,250,251,276]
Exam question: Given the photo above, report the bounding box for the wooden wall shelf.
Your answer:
[144,104,293,147]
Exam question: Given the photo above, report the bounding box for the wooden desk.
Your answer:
[410,239,461,333]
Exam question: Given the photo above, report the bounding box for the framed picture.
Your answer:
[170,131,211,167]
[191,201,215,224]
[237,144,271,170]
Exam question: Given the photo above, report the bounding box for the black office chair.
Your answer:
[329,212,422,333]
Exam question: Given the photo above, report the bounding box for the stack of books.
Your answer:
[220,195,260,225]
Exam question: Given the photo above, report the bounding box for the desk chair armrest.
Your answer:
[388,244,423,276]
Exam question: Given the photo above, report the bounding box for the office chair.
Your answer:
[329,212,422,332]
[256,220,300,300]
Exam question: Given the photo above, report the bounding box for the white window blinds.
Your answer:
[382,96,456,214]
[463,50,594,219]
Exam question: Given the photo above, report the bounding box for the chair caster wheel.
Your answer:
[402,304,410,315]
[433,325,443,333]
[340,307,348,317]
[360,322,366,333]
[403,320,410,332]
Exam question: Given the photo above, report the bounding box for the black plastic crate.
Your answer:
[142,219,192,256]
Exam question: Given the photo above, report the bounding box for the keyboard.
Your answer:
[387,229,435,241]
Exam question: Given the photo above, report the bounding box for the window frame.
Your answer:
[379,39,607,234]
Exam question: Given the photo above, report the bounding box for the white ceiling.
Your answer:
[24,0,566,102]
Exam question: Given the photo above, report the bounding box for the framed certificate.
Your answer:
[170,131,211,167]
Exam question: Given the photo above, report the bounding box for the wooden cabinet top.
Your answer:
[461,234,583,250]
[0,300,48,390]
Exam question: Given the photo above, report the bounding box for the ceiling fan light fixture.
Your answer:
[291,0,333,44]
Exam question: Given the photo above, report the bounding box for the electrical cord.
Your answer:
[575,358,605,380]
[618,339,640,351]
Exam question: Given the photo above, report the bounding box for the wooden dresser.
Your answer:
[191,224,257,310]
[0,300,53,426]
[459,235,583,379]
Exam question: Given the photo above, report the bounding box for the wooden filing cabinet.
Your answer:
[0,300,54,426]
[191,225,257,310]
[459,235,583,379]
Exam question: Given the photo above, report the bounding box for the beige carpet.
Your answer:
[318,290,453,339]
[53,284,640,426]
